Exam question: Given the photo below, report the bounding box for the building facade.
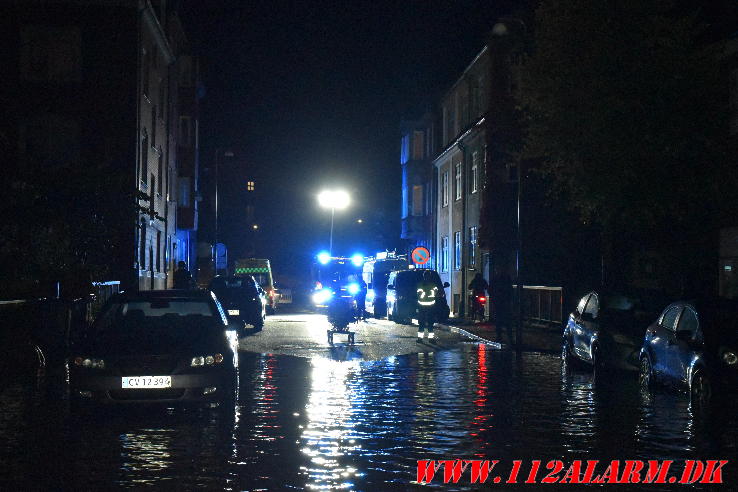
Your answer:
[1,0,197,293]
[400,113,436,267]
[433,47,491,316]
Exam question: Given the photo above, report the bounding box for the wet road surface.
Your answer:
[1,312,736,490]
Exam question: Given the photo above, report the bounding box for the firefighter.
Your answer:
[416,270,440,342]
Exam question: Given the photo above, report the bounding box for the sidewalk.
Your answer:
[435,317,563,353]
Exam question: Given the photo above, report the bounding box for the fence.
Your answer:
[513,285,564,327]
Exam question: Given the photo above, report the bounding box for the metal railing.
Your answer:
[513,285,563,327]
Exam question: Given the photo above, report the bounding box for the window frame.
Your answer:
[453,231,461,270]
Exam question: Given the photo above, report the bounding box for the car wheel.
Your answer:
[690,370,712,409]
[639,356,653,390]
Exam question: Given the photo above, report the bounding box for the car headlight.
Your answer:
[191,353,224,367]
[73,357,105,369]
[347,283,360,295]
[312,288,333,305]
[723,350,738,366]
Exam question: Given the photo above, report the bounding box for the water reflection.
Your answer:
[301,357,361,490]
[0,345,737,489]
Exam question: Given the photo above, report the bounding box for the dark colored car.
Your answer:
[209,275,267,335]
[68,290,239,408]
[639,298,738,407]
[562,290,664,371]
[385,269,450,324]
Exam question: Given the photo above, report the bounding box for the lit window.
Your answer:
[469,227,477,267]
[412,185,423,216]
[454,231,461,270]
[247,181,255,191]
[412,130,424,160]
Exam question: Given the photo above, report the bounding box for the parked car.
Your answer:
[209,275,267,335]
[68,290,238,409]
[639,298,738,407]
[563,290,665,371]
[385,269,450,325]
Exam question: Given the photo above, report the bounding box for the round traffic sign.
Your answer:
[411,246,431,265]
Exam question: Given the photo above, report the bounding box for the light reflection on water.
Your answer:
[0,344,736,490]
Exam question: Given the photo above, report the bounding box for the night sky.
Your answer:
[179,0,524,278]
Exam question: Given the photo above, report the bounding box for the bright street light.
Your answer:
[317,190,350,256]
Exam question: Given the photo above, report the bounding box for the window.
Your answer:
[156,231,162,272]
[660,306,681,331]
[20,25,81,82]
[676,308,700,341]
[247,181,255,191]
[454,231,461,270]
[454,161,462,200]
[140,132,148,183]
[441,170,449,207]
[469,226,478,267]
[412,185,423,216]
[584,293,599,319]
[178,177,191,207]
[412,130,424,160]
[150,174,156,213]
[471,151,479,193]
[441,236,449,273]
[576,294,590,315]
[157,154,163,195]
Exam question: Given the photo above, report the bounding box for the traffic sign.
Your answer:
[411,246,430,265]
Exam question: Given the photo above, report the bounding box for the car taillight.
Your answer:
[477,296,486,304]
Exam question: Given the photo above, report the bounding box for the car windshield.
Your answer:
[91,298,221,350]
[211,277,258,295]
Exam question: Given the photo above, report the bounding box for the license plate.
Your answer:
[228,309,240,315]
[121,376,172,389]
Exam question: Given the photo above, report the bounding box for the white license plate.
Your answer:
[228,309,240,315]
[121,376,172,389]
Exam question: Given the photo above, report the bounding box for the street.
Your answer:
[1,310,736,490]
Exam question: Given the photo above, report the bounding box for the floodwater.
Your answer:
[0,344,736,490]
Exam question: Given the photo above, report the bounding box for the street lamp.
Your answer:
[317,190,350,256]
[492,18,526,349]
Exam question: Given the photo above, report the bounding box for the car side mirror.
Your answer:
[443,282,450,288]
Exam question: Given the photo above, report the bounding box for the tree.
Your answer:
[520,0,732,291]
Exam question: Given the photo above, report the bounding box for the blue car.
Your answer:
[639,298,738,408]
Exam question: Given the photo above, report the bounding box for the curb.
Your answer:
[434,323,503,350]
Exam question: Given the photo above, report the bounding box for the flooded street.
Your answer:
[1,314,736,490]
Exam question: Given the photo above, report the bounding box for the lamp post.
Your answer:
[492,17,526,349]
[213,149,233,275]
[317,190,350,256]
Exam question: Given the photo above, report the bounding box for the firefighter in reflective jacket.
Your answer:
[416,270,439,342]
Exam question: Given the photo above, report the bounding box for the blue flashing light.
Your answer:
[351,254,364,267]
[347,283,360,295]
[317,251,331,265]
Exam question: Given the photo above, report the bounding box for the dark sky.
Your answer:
[179,0,524,277]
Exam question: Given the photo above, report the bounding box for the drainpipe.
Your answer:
[458,141,467,318]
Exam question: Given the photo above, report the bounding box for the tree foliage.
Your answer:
[520,0,731,238]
